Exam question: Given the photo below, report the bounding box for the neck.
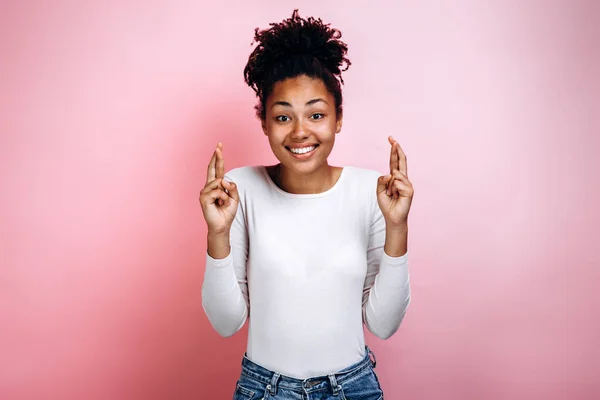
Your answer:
[275,163,337,194]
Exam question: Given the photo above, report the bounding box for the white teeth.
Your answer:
[289,146,316,154]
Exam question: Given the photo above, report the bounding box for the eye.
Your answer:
[276,115,290,122]
[310,113,325,120]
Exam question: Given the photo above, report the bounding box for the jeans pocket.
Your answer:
[233,382,255,400]
[338,367,384,400]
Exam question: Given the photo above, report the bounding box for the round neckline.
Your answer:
[261,165,348,198]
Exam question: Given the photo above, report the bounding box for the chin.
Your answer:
[285,159,327,174]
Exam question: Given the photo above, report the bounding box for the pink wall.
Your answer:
[1,1,599,399]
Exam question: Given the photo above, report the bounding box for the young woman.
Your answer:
[200,10,413,400]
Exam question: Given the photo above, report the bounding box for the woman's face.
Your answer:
[262,75,342,175]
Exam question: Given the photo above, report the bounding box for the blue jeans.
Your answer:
[233,347,384,400]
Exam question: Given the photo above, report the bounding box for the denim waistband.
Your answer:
[240,346,377,395]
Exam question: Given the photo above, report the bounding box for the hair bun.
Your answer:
[264,12,348,76]
[247,10,350,87]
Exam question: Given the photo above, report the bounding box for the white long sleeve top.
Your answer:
[201,165,411,379]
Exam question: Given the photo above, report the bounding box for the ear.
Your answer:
[261,119,268,136]
[335,113,343,134]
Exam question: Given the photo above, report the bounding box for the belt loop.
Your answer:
[267,373,280,395]
[328,374,340,395]
[367,346,377,368]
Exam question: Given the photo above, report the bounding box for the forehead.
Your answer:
[269,75,333,104]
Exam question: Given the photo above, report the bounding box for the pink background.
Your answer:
[1,1,599,399]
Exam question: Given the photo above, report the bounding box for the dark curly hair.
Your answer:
[243,9,351,120]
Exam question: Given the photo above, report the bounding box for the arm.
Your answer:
[362,190,411,340]
[201,177,249,337]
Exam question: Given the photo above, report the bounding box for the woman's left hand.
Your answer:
[377,136,414,226]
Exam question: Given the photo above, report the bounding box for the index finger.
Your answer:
[206,149,217,184]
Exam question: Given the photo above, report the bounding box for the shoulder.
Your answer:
[343,166,383,188]
[223,165,269,193]
[224,165,263,182]
[342,166,384,213]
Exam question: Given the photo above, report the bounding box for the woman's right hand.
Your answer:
[199,142,239,235]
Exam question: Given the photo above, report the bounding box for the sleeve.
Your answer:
[362,190,411,340]
[201,174,249,337]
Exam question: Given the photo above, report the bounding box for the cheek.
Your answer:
[316,121,338,142]
[267,135,278,149]
[267,131,286,152]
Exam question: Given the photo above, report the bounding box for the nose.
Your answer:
[290,120,309,140]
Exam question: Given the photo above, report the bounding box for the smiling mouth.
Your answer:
[286,144,319,155]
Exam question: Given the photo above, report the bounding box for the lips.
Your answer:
[285,144,319,158]
[288,144,317,152]
[285,144,319,150]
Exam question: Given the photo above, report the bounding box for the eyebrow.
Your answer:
[271,98,328,108]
